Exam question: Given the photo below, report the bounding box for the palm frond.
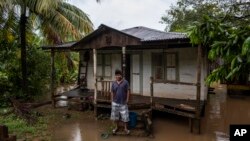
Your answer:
[25,0,60,15]
[0,0,16,9]
[57,2,93,36]
[37,1,94,42]
[40,21,62,44]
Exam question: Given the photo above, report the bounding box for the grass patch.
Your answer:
[0,108,50,140]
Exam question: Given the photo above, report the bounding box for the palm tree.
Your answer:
[0,0,95,94]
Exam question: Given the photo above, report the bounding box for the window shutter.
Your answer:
[97,54,102,76]
[152,53,164,80]
[104,55,111,77]
[165,53,177,81]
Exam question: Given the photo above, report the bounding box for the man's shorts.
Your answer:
[110,102,129,122]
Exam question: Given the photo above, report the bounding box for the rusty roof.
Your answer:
[122,26,187,41]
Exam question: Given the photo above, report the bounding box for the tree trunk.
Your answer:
[20,5,27,95]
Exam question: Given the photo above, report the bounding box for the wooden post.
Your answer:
[122,47,126,78]
[0,125,8,139]
[150,77,154,109]
[93,49,97,117]
[77,51,81,85]
[51,49,56,108]
[0,125,16,141]
[196,44,202,134]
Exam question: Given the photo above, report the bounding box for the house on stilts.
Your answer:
[42,24,209,134]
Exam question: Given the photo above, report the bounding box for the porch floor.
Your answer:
[56,88,205,118]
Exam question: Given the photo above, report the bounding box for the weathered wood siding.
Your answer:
[78,29,140,49]
[80,47,208,100]
[142,47,208,100]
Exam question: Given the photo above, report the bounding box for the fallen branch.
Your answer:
[10,99,37,124]
[23,101,52,109]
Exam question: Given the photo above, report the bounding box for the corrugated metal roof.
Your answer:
[41,41,76,50]
[122,26,187,41]
[41,25,189,50]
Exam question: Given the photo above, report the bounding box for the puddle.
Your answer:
[48,84,250,141]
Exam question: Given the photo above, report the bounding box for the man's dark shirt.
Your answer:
[112,79,129,105]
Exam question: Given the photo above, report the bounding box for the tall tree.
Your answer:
[188,1,250,84]
[160,0,234,32]
[0,0,94,94]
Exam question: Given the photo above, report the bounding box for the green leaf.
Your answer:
[216,46,220,55]
[242,37,250,56]
[226,66,241,80]
[208,48,216,60]
[226,49,230,56]
[233,35,238,45]
[231,57,237,70]
[237,56,242,63]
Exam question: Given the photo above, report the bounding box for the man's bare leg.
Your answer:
[124,122,130,134]
[113,120,119,133]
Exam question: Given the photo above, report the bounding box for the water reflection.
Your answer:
[50,84,250,141]
[72,123,82,141]
[215,131,229,141]
[55,84,76,107]
[56,95,68,107]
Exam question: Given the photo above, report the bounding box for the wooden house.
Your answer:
[74,24,208,101]
[42,24,208,133]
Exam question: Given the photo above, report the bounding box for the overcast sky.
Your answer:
[70,0,177,31]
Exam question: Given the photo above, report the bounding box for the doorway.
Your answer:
[125,54,131,83]
[131,54,141,94]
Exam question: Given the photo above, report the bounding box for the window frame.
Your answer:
[151,52,179,82]
[97,53,112,78]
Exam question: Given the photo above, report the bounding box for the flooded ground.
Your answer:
[43,84,250,141]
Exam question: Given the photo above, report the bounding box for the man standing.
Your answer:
[110,69,130,134]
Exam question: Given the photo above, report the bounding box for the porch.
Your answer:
[55,87,204,118]
[53,77,205,134]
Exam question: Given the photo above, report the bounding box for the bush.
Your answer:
[0,40,50,107]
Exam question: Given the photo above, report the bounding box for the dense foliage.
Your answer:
[0,0,94,107]
[161,0,235,32]
[162,0,250,84]
[0,21,50,106]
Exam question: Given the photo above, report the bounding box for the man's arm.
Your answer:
[111,91,113,102]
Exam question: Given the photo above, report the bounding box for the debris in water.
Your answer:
[63,113,71,119]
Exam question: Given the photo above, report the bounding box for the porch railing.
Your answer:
[96,78,113,102]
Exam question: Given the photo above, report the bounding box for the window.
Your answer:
[97,54,112,77]
[152,53,164,80]
[152,52,178,81]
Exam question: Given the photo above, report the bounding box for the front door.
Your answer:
[125,54,131,84]
[131,54,141,94]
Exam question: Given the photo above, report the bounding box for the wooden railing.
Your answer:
[97,79,113,101]
[150,76,202,134]
[153,79,197,86]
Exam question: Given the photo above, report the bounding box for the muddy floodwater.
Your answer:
[48,85,250,141]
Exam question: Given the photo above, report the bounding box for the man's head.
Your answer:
[115,69,123,81]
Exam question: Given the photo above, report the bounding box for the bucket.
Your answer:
[128,112,137,128]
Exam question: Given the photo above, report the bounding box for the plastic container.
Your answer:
[128,112,137,128]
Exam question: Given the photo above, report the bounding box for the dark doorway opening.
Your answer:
[125,54,131,83]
